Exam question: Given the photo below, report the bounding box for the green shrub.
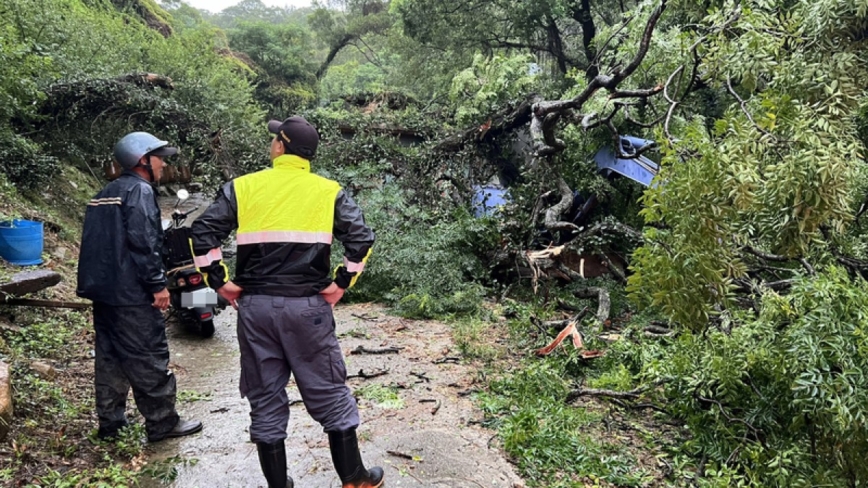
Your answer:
[479,361,652,487]
[0,132,59,189]
[618,267,868,486]
[342,187,496,318]
[0,0,264,190]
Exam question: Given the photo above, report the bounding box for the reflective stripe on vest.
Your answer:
[235,155,341,243]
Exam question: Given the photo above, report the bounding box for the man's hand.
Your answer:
[217,281,243,310]
[153,288,170,311]
[319,282,345,309]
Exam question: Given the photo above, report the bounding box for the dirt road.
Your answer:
[143,303,524,488]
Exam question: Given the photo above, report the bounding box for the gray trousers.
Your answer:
[237,294,359,443]
[93,303,179,437]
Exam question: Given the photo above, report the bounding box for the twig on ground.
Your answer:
[347,368,389,380]
[566,381,662,403]
[410,371,431,383]
[351,313,382,322]
[420,398,442,415]
[644,324,674,336]
[575,287,611,326]
[386,450,419,461]
[350,345,402,355]
[433,356,461,364]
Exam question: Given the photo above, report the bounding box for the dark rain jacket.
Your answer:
[190,154,374,297]
[77,172,167,306]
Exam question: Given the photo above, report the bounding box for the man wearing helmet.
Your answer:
[189,116,382,488]
[76,132,202,442]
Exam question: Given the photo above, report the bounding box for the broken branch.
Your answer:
[349,345,402,355]
[575,287,611,326]
[347,368,389,380]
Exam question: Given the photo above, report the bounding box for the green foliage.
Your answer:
[345,186,492,318]
[449,53,539,126]
[0,306,187,486]
[200,0,310,29]
[354,383,404,409]
[0,131,59,189]
[451,316,501,361]
[5,312,87,361]
[619,268,868,486]
[303,110,500,319]
[630,0,867,329]
[29,461,139,488]
[478,360,653,487]
[0,0,264,190]
[226,21,319,115]
[320,60,387,100]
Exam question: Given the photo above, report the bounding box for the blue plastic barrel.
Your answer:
[0,220,44,266]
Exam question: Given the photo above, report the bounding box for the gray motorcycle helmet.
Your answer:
[113,132,178,170]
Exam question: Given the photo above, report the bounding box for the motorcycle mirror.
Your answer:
[174,189,190,209]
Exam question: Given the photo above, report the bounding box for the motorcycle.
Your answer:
[161,190,225,338]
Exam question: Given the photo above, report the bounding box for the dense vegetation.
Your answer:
[2,0,868,486]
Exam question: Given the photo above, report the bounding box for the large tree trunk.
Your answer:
[317,34,357,79]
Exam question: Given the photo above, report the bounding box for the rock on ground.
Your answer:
[0,270,61,299]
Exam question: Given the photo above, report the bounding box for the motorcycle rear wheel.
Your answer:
[198,319,215,338]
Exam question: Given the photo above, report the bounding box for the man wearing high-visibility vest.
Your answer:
[190,116,381,488]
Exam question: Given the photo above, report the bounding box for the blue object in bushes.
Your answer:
[0,219,44,266]
[471,185,510,217]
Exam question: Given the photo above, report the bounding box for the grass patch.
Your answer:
[339,328,370,339]
[476,359,661,487]
[451,316,502,362]
[455,287,680,488]
[177,389,213,403]
[0,306,184,486]
[354,384,404,409]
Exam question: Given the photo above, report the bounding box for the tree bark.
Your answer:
[570,0,599,78]
[435,95,540,152]
[317,34,357,79]
[545,14,569,75]
[575,287,610,326]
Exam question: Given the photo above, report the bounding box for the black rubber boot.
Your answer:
[256,440,294,488]
[328,429,384,488]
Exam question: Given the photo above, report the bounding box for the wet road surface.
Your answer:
[145,194,524,488]
[142,305,524,488]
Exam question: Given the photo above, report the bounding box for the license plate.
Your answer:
[181,288,218,308]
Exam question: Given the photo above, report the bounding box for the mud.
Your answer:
[145,194,523,488]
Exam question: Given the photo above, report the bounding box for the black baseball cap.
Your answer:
[267,116,319,159]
